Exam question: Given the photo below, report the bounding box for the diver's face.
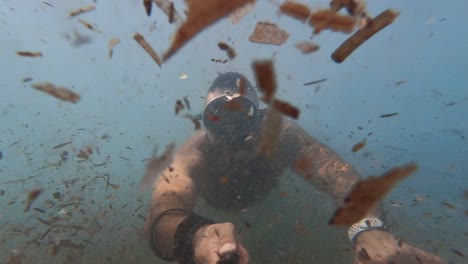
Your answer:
[203,93,258,145]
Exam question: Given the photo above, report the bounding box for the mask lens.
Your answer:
[203,95,258,138]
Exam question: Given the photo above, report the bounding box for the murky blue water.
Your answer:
[0,0,466,263]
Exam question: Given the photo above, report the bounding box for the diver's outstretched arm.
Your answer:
[279,120,370,204]
[144,150,200,261]
[279,120,446,263]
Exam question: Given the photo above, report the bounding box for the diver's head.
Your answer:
[202,72,260,143]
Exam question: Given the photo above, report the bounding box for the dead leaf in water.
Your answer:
[163,0,254,61]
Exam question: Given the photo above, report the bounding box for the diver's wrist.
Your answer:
[173,213,215,263]
[348,217,386,243]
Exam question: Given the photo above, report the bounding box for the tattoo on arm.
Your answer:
[282,122,360,200]
[282,122,384,218]
[308,142,359,199]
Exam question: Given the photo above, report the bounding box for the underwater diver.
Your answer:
[144,72,446,264]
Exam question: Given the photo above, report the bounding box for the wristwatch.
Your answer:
[348,217,386,243]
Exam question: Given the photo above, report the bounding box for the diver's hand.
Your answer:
[192,222,249,264]
[353,229,447,264]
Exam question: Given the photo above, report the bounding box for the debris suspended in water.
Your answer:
[93,162,107,167]
[452,248,465,258]
[108,37,120,58]
[211,58,228,64]
[108,182,120,190]
[179,73,188,80]
[352,139,366,152]
[31,82,80,103]
[237,76,247,95]
[77,146,93,160]
[69,5,95,17]
[16,51,43,57]
[394,80,406,87]
[52,192,61,200]
[441,202,456,209]
[183,97,191,110]
[249,22,289,46]
[256,108,282,158]
[168,1,175,24]
[303,78,327,86]
[295,41,319,54]
[272,99,300,119]
[252,60,294,156]
[229,0,256,25]
[384,145,407,152]
[133,33,163,67]
[389,200,403,208]
[217,42,236,59]
[175,100,184,115]
[163,0,253,61]
[413,194,429,203]
[77,18,102,33]
[252,60,276,104]
[25,187,44,212]
[309,10,356,34]
[380,112,399,118]
[22,77,33,82]
[329,163,417,225]
[143,0,152,16]
[331,9,400,63]
[329,0,367,14]
[34,208,45,213]
[154,0,183,25]
[40,228,51,240]
[279,0,311,23]
[330,0,369,29]
[52,141,72,150]
[134,205,143,213]
[58,239,85,251]
[140,143,176,191]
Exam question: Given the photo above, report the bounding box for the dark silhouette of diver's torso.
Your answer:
[193,136,284,210]
[186,110,297,210]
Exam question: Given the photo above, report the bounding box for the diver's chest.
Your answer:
[198,145,283,209]
[205,148,277,179]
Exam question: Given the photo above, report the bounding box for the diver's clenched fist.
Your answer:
[192,222,249,264]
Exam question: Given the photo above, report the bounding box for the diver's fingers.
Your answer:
[215,222,238,257]
[193,225,221,264]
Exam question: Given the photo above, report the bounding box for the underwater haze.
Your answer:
[0,0,467,263]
